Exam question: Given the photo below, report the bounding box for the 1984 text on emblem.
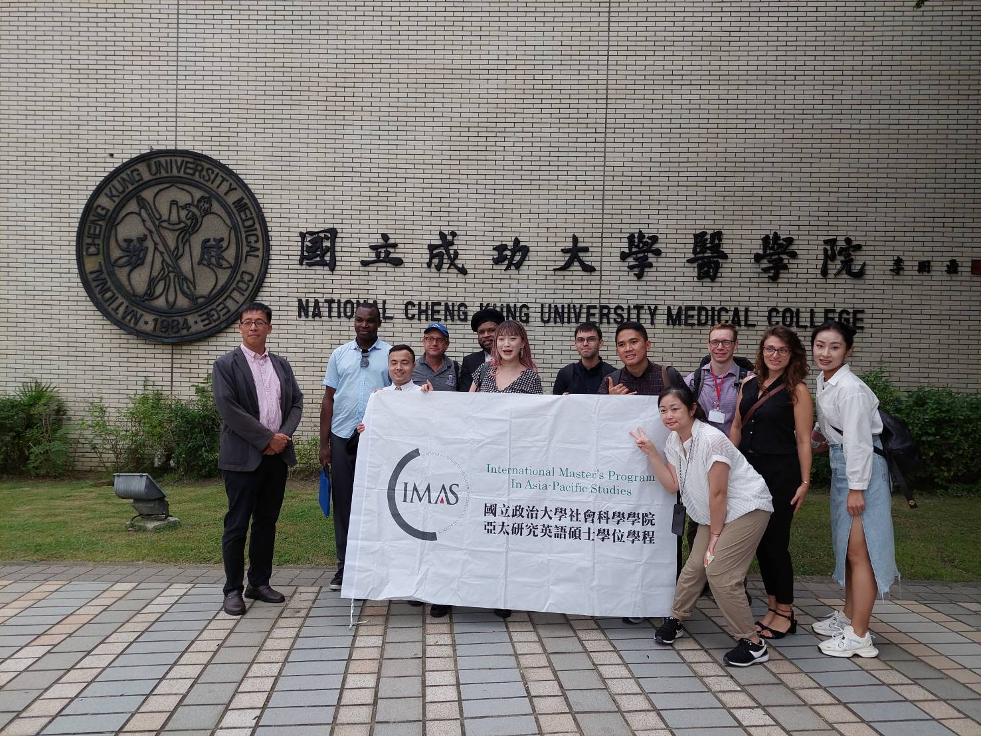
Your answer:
[76,150,270,343]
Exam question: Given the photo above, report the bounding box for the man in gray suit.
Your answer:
[213,301,303,616]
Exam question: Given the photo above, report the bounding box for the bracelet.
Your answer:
[801,481,810,487]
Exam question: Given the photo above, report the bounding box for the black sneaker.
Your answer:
[429,604,450,618]
[407,600,424,607]
[654,617,685,644]
[493,608,512,619]
[723,638,769,667]
[328,570,343,591]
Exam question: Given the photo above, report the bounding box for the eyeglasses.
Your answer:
[763,346,791,356]
[708,339,734,348]
[422,336,447,343]
[360,349,370,368]
[575,337,599,344]
[240,319,269,328]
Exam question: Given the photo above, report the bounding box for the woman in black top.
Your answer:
[730,326,813,638]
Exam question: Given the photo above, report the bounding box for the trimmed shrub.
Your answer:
[0,381,74,477]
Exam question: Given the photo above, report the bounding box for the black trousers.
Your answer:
[329,432,357,573]
[747,452,800,605]
[221,455,288,595]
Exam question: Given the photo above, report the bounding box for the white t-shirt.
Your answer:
[664,420,772,526]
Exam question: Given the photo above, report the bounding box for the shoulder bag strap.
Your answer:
[740,379,786,426]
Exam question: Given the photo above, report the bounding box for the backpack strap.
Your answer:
[830,424,917,509]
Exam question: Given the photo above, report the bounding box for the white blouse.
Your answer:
[664,420,772,526]
[815,364,883,490]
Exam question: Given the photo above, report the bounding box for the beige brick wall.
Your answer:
[1,0,979,460]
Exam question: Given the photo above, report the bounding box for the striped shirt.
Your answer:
[240,344,282,433]
[665,420,772,526]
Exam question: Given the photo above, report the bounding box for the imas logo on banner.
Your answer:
[386,449,471,541]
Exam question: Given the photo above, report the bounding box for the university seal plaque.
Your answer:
[77,150,270,343]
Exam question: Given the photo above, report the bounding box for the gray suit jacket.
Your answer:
[212,347,303,471]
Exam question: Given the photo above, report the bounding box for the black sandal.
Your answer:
[759,607,797,639]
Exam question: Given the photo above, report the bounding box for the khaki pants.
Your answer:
[672,509,770,641]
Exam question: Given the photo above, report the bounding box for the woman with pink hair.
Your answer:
[468,320,543,395]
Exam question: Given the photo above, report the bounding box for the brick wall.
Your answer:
[1,0,979,458]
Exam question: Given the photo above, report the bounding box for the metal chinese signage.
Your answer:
[77,150,270,343]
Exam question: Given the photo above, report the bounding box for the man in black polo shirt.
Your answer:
[552,322,616,395]
[598,321,681,396]
[458,307,505,391]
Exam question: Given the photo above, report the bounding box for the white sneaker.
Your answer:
[812,610,850,637]
[818,625,879,658]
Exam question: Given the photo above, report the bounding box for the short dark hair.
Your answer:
[388,344,415,360]
[615,321,648,341]
[575,322,602,341]
[811,320,855,349]
[356,301,382,321]
[240,302,272,322]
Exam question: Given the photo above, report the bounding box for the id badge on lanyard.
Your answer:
[708,371,725,424]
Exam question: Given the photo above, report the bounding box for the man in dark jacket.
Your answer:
[212,302,303,616]
[458,307,505,391]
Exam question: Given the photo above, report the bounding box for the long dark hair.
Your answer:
[657,384,707,422]
[754,326,809,405]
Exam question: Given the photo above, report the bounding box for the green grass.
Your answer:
[0,480,978,581]
[0,478,334,566]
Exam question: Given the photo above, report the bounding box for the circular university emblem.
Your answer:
[76,150,270,343]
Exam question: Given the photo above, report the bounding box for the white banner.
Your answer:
[343,392,677,617]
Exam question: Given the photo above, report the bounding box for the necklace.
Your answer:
[677,431,698,507]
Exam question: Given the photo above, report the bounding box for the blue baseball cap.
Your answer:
[424,322,449,338]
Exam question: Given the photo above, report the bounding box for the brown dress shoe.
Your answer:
[223,591,246,616]
[244,585,285,604]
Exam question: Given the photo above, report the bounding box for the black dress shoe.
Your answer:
[223,591,246,616]
[244,585,285,604]
[493,608,512,619]
[429,604,450,618]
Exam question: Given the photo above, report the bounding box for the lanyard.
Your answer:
[710,370,724,409]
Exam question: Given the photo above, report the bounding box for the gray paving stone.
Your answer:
[640,676,707,694]
[42,712,130,735]
[828,685,903,702]
[29,651,87,670]
[256,725,333,734]
[542,637,585,653]
[851,702,931,722]
[767,706,831,731]
[567,688,618,712]
[4,669,62,691]
[455,642,514,657]
[275,674,344,692]
[456,655,517,670]
[793,657,863,673]
[460,681,528,700]
[868,721,955,735]
[463,715,538,735]
[949,701,981,722]
[287,647,351,662]
[376,697,423,722]
[373,722,424,736]
[164,704,226,731]
[377,676,423,699]
[577,712,631,735]
[267,689,338,708]
[725,663,781,684]
[661,708,739,729]
[112,651,181,667]
[548,652,593,670]
[380,659,423,678]
[210,645,260,663]
[463,696,532,718]
[81,679,159,698]
[649,690,722,710]
[183,681,239,705]
[0,690,42,711]
[809,669,880,687]
[0,713,15,732]
[457,668,521,684]
[629,662,695,679]
[671,729,748,736]
[259,706,335,726]
[744,683,804,706]
[556,669,604,690]
[382,642,423,658]
[197,662,251,683]
[95,665,170,682]
[61,694,146,715]
[280,659,347,677]
[619,648,684,664]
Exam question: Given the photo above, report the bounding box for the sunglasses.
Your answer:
[360,349,370,368]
